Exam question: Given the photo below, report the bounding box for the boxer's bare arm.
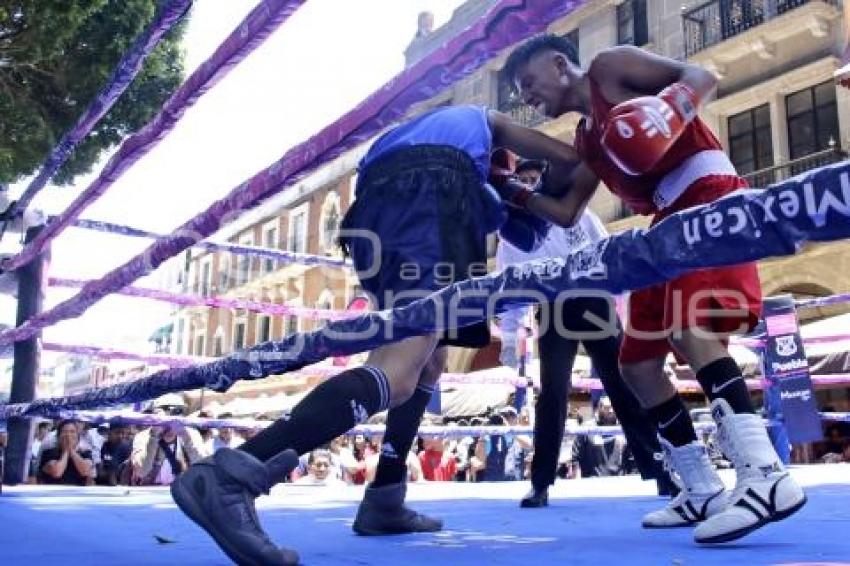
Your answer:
[588,45,718,104]
[488,110,579,194]
[525,162,598,227]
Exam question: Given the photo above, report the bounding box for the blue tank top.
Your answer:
[360,105,493,183]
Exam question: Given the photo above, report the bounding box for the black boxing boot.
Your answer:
[171,448,300,565]
[352,482,443,536]
[656,471,681,498]
[520,485,549,508]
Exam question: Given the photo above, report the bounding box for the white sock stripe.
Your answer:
[416,383,436,395]
[361,365,389,411]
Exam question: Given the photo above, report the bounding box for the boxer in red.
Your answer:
[501,35,805,544]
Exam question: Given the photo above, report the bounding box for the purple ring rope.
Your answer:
[795,292,850,310]
[43,337,847,389]
[49,277,351,320]
[729,336,766,348]
[43,342,207,368]
[800,333,850,346]
[41,341,530,386]
[42,409,721,437]
[46,274,850,344]
[11,0,193,215]
[2,0,307,272]
[0,0,587,346]
[70,218,352,269]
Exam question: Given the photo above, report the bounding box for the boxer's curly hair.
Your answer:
[502,34,580,86]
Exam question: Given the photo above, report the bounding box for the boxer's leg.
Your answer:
[619,284,727,529]
[350,145,488,535]
[171,335,438,566]
[353,347,446,535]
[665,264,806,543]
[371,348,445,489]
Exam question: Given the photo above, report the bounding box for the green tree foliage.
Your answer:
[0,0,188,185]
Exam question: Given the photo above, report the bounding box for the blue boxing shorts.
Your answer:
[340,145,493,348]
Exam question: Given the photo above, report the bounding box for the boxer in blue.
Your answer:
[170,105,579,565]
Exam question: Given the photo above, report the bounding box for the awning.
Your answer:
[438,384,514,418]
[148,323,174,343]
[801,313,850,358]
[837,62,850,90]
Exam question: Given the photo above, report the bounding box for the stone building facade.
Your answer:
[173,0,848,396]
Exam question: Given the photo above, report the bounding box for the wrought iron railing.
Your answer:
[742,147,848,187]
[682,0,837,57]
[498,100,547,128]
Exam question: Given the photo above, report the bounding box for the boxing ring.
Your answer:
[2,0,850,564]
[0,464,847,566]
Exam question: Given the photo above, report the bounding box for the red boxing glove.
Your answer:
[601,83,701,176]
[659,82,700,124]
[488,147,533,208]
[489,147,518,187]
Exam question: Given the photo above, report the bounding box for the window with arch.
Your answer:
[320,191,341,253]
[617,0,648,47]
[194,333,206,357]
[257,315,272,343]
[233,318,247,351]
[285,316,299,336]
[316,290,335,328]
[262,220,279,273]
[237,233,254,285]
[200,257,212,297]
[175,318,185,355]
[219,253,232,292]
[213,327,224,357]
[288,202,310,254]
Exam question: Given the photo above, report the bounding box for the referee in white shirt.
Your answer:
[496,158,676,507]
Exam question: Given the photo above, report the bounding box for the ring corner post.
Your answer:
[4,226,49,486]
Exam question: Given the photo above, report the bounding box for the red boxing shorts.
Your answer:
[619,175,762,365]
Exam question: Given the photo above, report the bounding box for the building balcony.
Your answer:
[683,0,842,60]
[497,99,548,128]
[742,145,848,187]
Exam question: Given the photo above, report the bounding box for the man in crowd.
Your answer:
[570,397,630,478]
[131,395,207,486]
[97,423,131,486]
[28,421,50,482]
[419,436,457,482]
[38,419,94,486]
[294,449,347,486]
[475,407,532,482]
[210,413,244,453]
[493,152,674,507]
[503,34,804,543]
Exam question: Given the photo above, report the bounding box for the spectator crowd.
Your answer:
[1,393,847,489]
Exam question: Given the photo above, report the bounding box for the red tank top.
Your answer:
[575,79,727,215]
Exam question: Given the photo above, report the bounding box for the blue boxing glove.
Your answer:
[493,176,535,209]
[479,182,509,233]
[498,207,551,252]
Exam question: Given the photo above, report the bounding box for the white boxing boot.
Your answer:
[693,399,806,544]
[642,436,728,528]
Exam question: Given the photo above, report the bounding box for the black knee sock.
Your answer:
[239,366,390,462]
[372,382,435,488]
[647,394,697,447]
[695,357,754,414]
